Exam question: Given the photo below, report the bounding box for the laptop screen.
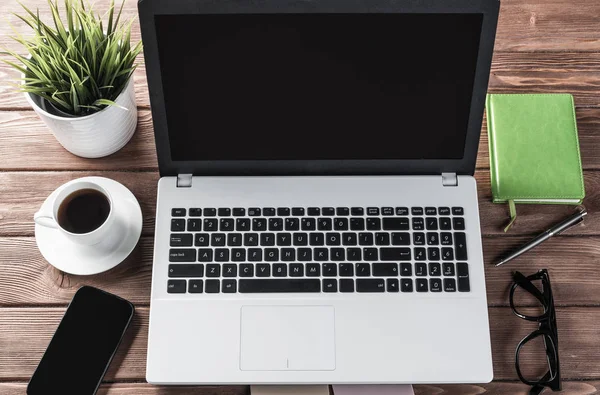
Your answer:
[155,13,483,162]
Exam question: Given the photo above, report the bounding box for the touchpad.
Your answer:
[240,306,336,371]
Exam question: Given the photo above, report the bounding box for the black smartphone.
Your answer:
[27,286,134,395]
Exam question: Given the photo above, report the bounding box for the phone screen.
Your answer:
[27,286,134,395]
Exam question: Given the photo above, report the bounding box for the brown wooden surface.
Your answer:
[1,0,599,394]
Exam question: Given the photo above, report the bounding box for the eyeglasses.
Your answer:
[510,269,561,394]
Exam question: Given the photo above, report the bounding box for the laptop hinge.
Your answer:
[441,172,458,187]
[177,174,193,188]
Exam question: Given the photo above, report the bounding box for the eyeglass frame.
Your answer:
[509,269,561,393]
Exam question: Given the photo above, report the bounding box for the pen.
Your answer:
[495,207,588,267]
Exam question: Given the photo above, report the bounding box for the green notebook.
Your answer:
[486,94,585,230]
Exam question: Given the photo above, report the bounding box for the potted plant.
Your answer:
[1,0,143,158]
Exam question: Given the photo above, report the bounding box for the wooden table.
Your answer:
[1,1,599,394]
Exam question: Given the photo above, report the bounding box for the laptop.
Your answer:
[138,0,500,385]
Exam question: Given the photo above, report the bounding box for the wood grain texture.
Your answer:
[2,235,600,307]
[1,170,599,238]
[1,307,599,381]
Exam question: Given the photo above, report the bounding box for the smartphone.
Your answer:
[27,286,134,395]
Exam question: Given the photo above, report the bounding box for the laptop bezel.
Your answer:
[138,0,499,177]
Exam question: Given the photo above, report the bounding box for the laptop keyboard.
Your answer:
[166,206,470,294]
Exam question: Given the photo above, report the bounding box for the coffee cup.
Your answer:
[34,180,116,246]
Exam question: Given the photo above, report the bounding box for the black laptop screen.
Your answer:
[154,13,483,161]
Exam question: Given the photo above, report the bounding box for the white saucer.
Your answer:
[35,177,143,275]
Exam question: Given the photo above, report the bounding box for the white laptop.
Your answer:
[138,0,500,385]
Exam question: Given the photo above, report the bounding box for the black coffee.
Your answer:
[57,189,110,234]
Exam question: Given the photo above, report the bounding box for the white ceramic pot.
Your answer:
[24,78,138,158]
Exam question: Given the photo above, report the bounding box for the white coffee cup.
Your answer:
[34,180,116,246]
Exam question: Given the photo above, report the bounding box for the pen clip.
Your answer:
[554,211,586,235]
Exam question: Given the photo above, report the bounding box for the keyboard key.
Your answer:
[310,233,325,246]
[314,248,329,261]
[411,207,423,215]
[252,218,267,231]
[358,233,374,245]
[413,232,425,245]
[391,232,410,245]
[336,207,350,216]
[416,279,428,292]
[340,279,355,293]
[302,218,316,230]
[357,279,385,293]
[261,233,275,246]
[215,249,229,262]
[455,233,468,260]
[285,218,300,231]
[248,208,261,216]
[172,208,186,217]
[306,263,320,276]
[187,219,202,231]
[323,263,337,276]
[298,248,312,261]
[425,207,437,215]
[347,248,362,261]
[273,264,287,277]
[318,218,332,230]
[363,248,378,261]
[167,280,186,293]
[211,233,226,246]
[188,279,203,293]
[367,218,382,230]
[322,207,335,216]
[293,233,308,246]
[240,264,254,277]
[443,263,456,276]
[233,208,245,216]
[269,218,283,231]
[169,249,196,262]
[444,279,457,292]
[426,217,438,230]
[350,218,365,231]
[204,208,216,217]
[256,264,270,277]
[414,248,426,261]
[323,279,338,292]
[195,233,209,246]
[440,232,453,245]
[239,279,320,293]
[382,207,394,216]
[223,264,237,277]
[236,218,250,231]
[228,234,243,247]
[248,249,262,261]
[339,263,354,277]
[189,208,202,217]
[334,218,349,230]
[452,207,464,215]
[281,248,295,261]
[231,248,246,262]
[203,219,218,232]
[290,263,304,277]
[380,248,411,261]
[277,207,290,216]
[373,262,398,276]
[396,207,409,216]
[169,264,204,277]
[330,248,345,261]
[170,234,193,247]
[356,263,371,277]
[442,247,454,261]
[400,262,412,276]
[277,233,292,246]
[342,233,358,246]
[387,278,399,292]
[458,277,470,292]
[198,249,213,262]
[264,248,279,261]
[453,217,466,230]
[440,217,452,230]
[220,218,234,231]
[308,207,321,216]
[427,233,439,245]
[244,233,258,246]
[218,208,231,216]
[401,279,413,292]
[292,207,305,216]
[412,218,424,230]
[222,279,237,293]
[430,278,442,292]
[383,218,410,230]
[206,264,220,277]
[375,232,390,245]
[351,207,364,216]
[438,207,450,216]
[205,279,219,293]
[326,233,341,246]
[415,262,427,276]
[367,207,380,216]
[427,247,440,261]
[429,263,441,276]
[457,262,469,278]
[263,208,276,216]
[171,219,185,232]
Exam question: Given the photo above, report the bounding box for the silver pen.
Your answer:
[495,207,587,267]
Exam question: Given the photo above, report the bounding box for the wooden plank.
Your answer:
[414,381,600,395]
[1,307,598,381]
[2,170,600,238]
[2,235,600,307]
[1,0,600,53]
